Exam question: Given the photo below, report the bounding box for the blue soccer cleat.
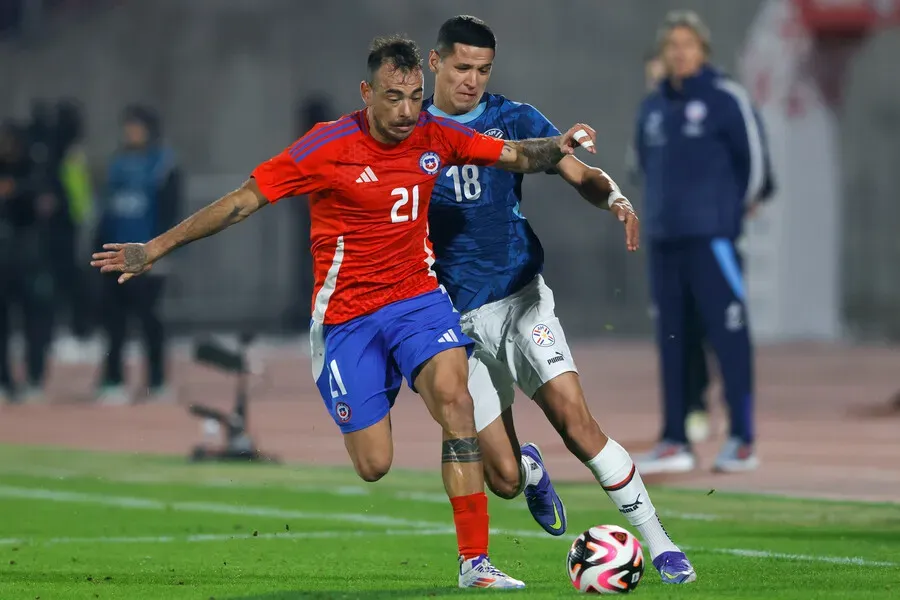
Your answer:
[520,442,567,536]
[652,551,697,584]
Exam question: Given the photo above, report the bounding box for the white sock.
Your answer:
[585,438,680,559]
[520,453,544,488]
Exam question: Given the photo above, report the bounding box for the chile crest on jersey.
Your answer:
[419,151,442,175]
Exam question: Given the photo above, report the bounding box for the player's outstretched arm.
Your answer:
[494,123,597,174]
[91,179,268,284]
[555,157,640,252]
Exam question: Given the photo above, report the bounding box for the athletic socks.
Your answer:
[450,492,490,559]
[585,438,681,559]
[520,453,544,487]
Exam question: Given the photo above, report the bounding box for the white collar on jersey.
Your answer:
[426,100,487,124]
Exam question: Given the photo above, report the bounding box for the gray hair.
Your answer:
[657,10,711,54]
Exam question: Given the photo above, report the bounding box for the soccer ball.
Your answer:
[566,525,644,594]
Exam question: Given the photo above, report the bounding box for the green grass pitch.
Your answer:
[0,445,897,599]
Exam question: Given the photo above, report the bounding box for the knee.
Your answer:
[352,453,392,483]
[484,457,522,500]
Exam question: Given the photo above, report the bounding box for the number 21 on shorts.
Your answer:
[328,359,348,398]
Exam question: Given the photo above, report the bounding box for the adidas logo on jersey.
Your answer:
[355,166,378,183]
[437,329,459,344]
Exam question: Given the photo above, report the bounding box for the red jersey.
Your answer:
[252,109,505,325]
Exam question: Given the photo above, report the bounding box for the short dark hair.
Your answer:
[435,15,496,57]
[367,35,422,85]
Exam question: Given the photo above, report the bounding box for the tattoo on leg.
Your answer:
[442,437,482,463]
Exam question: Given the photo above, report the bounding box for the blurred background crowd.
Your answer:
[1,0,898,425]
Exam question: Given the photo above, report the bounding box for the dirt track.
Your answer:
[1,341,898,503]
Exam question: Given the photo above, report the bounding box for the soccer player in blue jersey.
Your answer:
[425,16,696,584]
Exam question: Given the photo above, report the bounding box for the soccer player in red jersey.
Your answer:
[91,36,597,589]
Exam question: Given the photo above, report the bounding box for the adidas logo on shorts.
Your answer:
[437,329,459,344]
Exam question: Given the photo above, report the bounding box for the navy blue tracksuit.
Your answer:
[635,65,772,445]
[96,144,180,389]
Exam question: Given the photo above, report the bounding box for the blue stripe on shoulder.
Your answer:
[292,128,356,163]
[290,118,356,158]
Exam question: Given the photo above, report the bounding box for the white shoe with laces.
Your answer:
[458,554,525,589]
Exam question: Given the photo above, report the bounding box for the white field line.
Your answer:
[392,491,719,522]
[688,546,897,568]
[0,485,896,569]
[0,486,440,529]
[0,465,722,522]
[0,528,457,547]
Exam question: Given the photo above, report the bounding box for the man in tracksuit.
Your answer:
[633,11,772,473]
[628,49,719,446]
[95,105,180,404]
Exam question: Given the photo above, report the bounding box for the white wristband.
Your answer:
[608,191,627,209]
[598,171,627,209]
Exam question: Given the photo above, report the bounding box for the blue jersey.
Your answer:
[102,146,176,244]
[425,93,560,313]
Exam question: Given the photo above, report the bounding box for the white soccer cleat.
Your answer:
[458,554,526,589]
[635,442,697,475]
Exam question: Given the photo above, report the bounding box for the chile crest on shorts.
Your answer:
[419,151,441,175]
[335,401,352,423]
[532,324,556,347]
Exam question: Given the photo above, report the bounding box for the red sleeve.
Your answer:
[432,119,505,167]
[251,125,334,203]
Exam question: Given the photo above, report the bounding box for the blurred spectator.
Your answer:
[633,10,773,474]
[94,105,181,405]
[0,121,54,404]
[53,99,94,339]
[644,51,666,91]
[628,51,715,443]
[626,51,668,186]
[0,0,25,36]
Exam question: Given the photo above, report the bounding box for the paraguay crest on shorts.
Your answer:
[531,324,556,347]
[335,401,352,423]
[419,151,441,175]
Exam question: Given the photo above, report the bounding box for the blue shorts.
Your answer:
[309,288,473,433]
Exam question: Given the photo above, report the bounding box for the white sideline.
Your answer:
[0,486,895,568]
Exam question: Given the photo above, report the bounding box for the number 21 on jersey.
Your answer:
[446,165,481,202]
[391,185,419,223]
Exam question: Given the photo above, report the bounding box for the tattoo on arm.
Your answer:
[152,184,266,260]
[173,194,247,249]
[441,437,482,463]
[500,137,565,174]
